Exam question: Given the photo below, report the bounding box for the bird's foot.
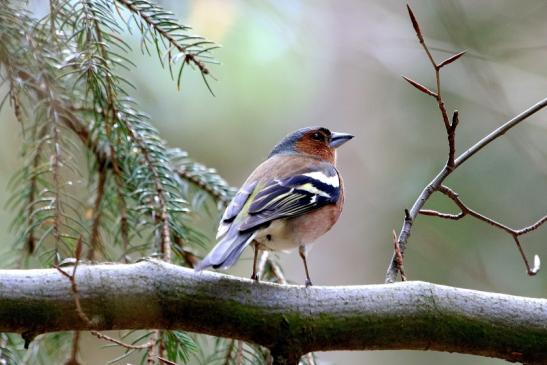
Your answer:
[251,273,260,282]
[305,278,313,287]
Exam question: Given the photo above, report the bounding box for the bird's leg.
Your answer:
[251,241,260,282]
[299,245,313,287]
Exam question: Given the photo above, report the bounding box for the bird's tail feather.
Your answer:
[195,226,255,271]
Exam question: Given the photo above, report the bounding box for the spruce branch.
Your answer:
[87,164,107,260]
[61,0,191,260]
[114,0,219,93]
[2,5,321,362]
[169,149,237,206]
[0,1,222,363]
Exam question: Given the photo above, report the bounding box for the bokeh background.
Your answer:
[2,0,547,364]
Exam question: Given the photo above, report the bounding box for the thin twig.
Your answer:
[420,185,545,275]
[64,331,81,365]
[448,111,459,168]
[148,330,160,364]
[405,5,461,165]
[265,255,287,285]
[87,164,107,260]
[55,236,93,325]
[385,5,547,283]
[25,129,48,254]
[223,339,236,365]
[95,7,172,261]
[235,340,244,365]
[55,237,160,359]
[174,235,199,268]
[90,331,152,350]
[392,230,407,281]
[50,99,63,263]
[158,356,179,365]
[454,97,547,168]
[87,6,132,255]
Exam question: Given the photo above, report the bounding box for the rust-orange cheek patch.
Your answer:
[295,138,335,162]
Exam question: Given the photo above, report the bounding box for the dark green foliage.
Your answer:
[162,331,198,364]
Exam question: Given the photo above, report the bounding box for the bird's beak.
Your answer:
[329,132,354,148]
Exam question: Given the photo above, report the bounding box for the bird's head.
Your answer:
[269,126,353,163]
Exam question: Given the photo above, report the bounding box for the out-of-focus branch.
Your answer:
[1,260,547,365]
[385,5,547,283]
[420,185,545,275]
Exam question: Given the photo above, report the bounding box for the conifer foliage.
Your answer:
[0,1,303,364]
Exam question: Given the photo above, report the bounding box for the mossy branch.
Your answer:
[0,260,546,365]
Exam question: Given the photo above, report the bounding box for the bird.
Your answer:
[194,126,353,286]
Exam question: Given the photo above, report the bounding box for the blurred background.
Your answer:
[2,0,547,364]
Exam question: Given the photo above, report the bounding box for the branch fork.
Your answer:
[420,185,545,275]
[386,5,547,283]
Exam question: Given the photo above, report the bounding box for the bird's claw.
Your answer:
[305,278,313,287]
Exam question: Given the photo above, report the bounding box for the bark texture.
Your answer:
[0,260,546,364]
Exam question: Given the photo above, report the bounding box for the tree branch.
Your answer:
[385,6,547,283]
[1,260,546,364]
[420,185,545,275]
[385,96,547,283]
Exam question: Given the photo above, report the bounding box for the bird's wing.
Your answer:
[239,166,340,232]
[216,181,257,239]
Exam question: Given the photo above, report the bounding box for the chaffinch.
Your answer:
[195,126,353,286]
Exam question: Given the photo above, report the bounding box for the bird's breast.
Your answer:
[289,203,342,245]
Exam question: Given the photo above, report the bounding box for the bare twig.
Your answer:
[261,252,287,285]
[174,235,199,268]
[148,330,161,364]
[54,237,92,325]
[420,185,544,275]
[223,339,237,365]
[385,5,547,283]
[448,111,459,168]
[235,340,244,365]
[87,164,107,261]
[91,331,152,350]
[453,97,547,168]
[25,128,48,254]
[64,331,81,365]
[404,5,461,164]
[392,230,407,281]
[158,356,179,365]
[55,237,160,360]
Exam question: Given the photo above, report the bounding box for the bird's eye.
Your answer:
[311,132,323,141]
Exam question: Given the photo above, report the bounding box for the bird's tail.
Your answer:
[194,226,255,271]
